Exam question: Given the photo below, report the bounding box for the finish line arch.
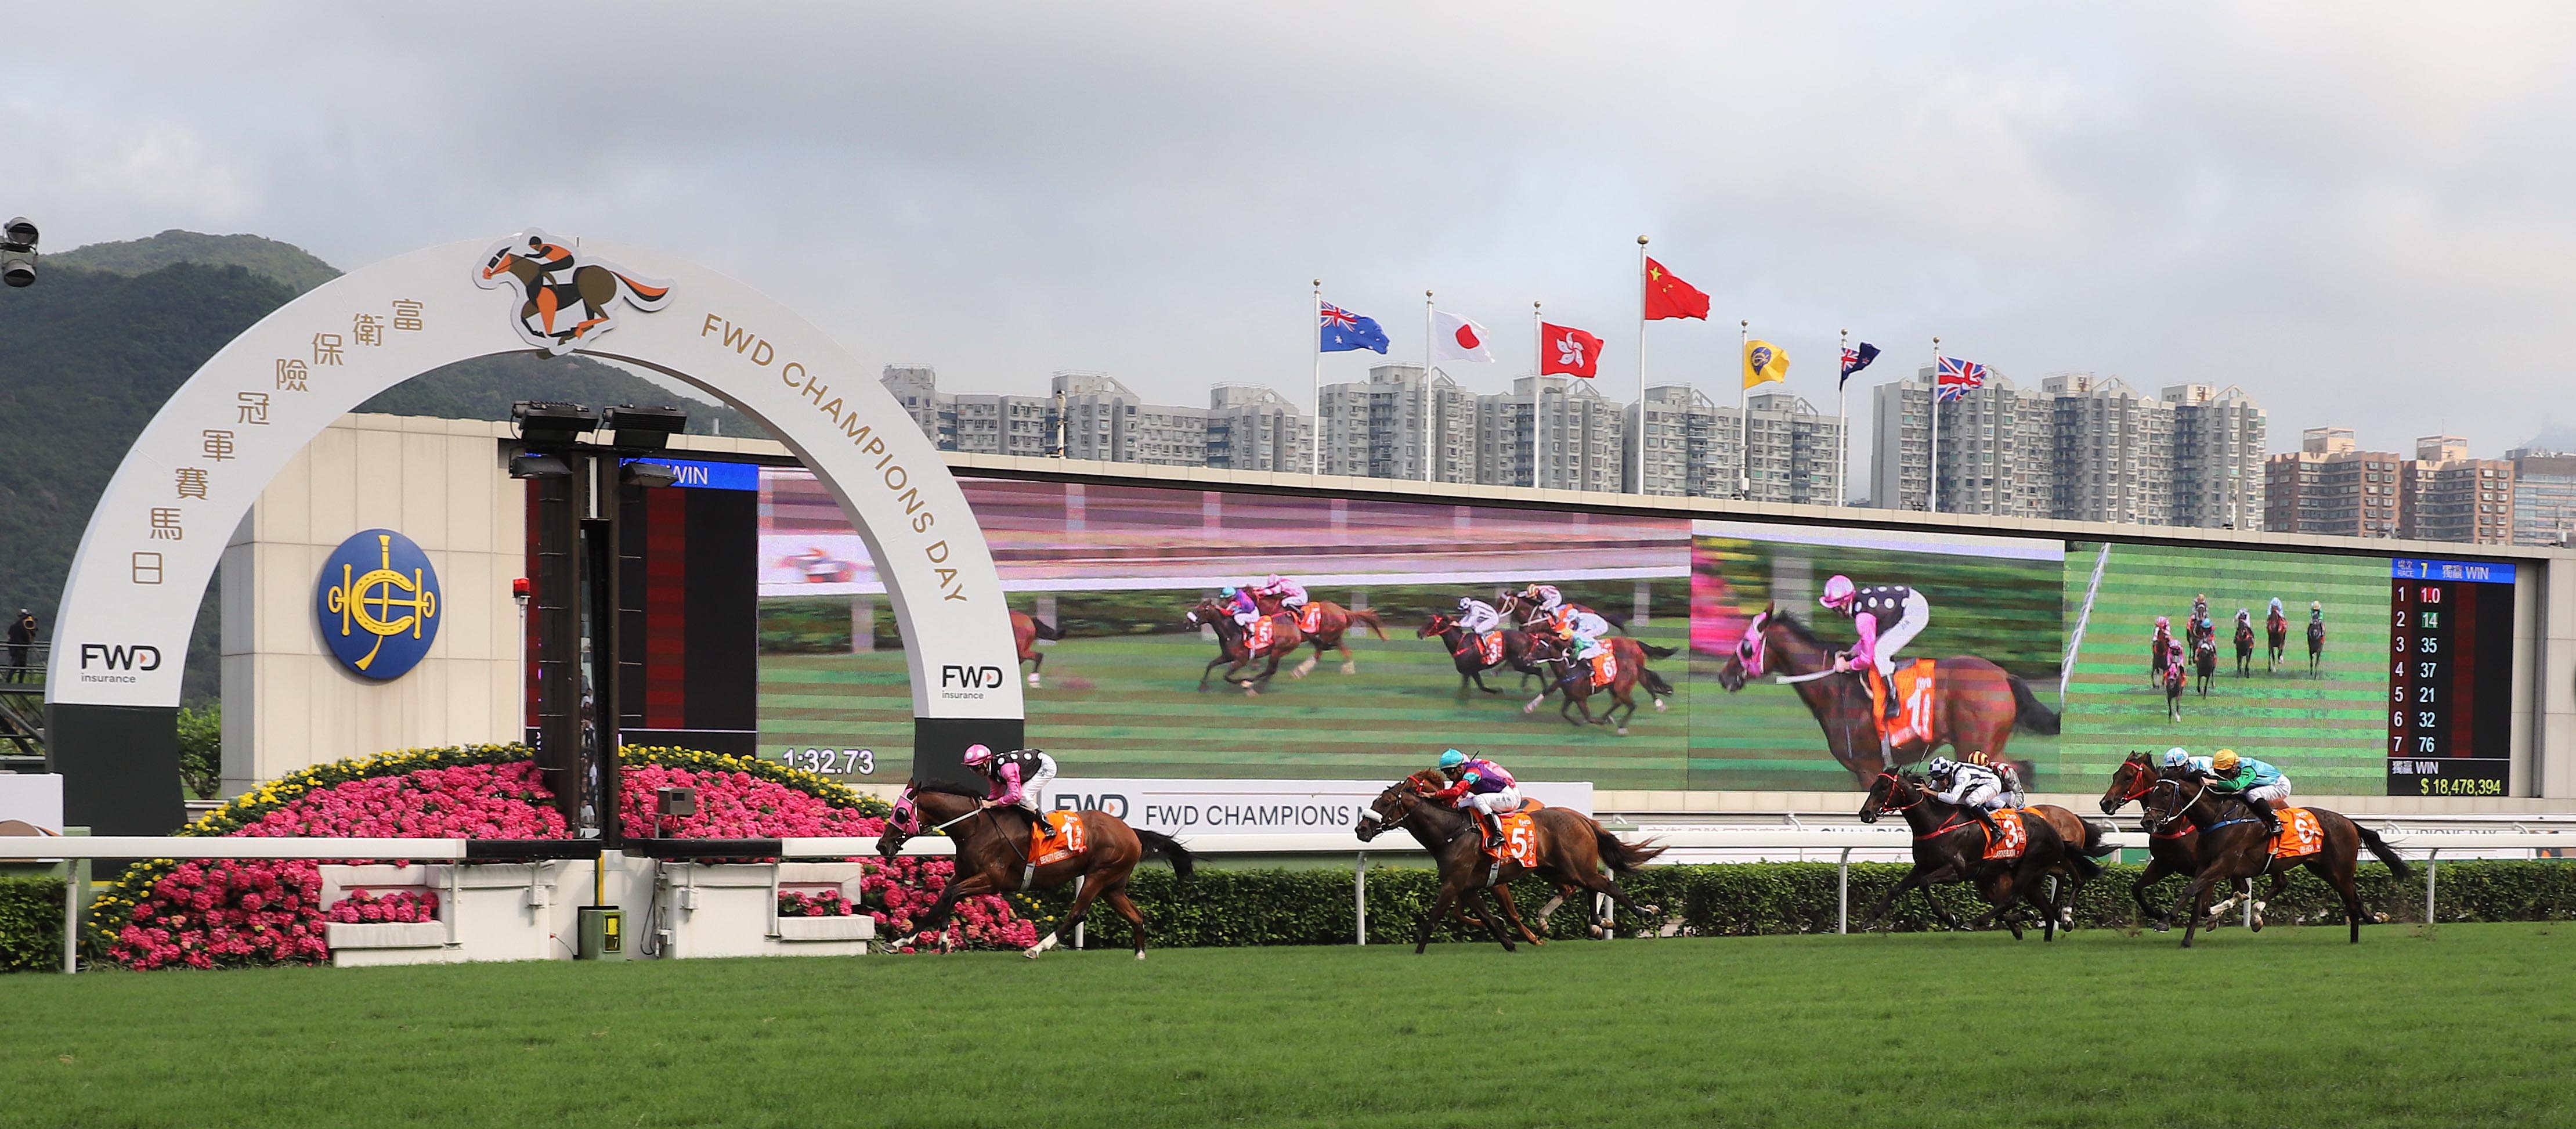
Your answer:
[47,234,1023,832]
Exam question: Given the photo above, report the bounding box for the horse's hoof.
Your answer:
[1243,687,1260,697]
[1522,702,1538,715]
[1027,673,1042,688]
[1341,662,1357,675]
[1135,951,1146,961]
[1023,946,1043,960]
[1614,727,1630,737]
[1653,699,1667,712]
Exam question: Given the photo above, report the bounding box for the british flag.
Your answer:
[1936,355,1988,402]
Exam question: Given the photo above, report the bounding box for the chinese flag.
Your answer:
[1643,257,1711,321]
[1540,322,1603,378]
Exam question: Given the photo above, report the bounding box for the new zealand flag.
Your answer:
[1319,301,1391,354]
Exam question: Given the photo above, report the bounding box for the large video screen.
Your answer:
[753,468,2521,796]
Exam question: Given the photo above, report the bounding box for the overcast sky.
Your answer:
[14,3,2576,472]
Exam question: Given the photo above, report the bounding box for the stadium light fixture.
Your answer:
[1,217,37,288]
[602,404,688,452]
[511,401,599,446]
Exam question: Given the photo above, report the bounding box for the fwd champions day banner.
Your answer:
[753,470,2520,796]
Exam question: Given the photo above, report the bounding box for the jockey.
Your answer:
[1455,596,1502,636]
[2207,749,2290,836]
[1550,605,1612,681]
[1424,748,1520,854]
[1965,750,2023,806]
[1925,755,2007,840]
[1820,575,1930,722]
[2235,608,2253,634]
[2267,597,2286,626]
[2192,593,2210,627]
[961,744,1058,837]
[1520,583,1565,615]
[2150,615,2174,681]
[2310,600,2325,626]
[1220,586,1260,629]
[1258,573,1310,615]
[2161,746,2214,775]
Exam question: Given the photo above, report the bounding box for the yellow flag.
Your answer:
[1743,340,1789,389]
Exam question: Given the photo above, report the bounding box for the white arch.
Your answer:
[48,236,1021,828]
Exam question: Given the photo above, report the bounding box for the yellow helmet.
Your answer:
[2212,749,2241,773]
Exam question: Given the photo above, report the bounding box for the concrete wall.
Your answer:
[220,415,525,791]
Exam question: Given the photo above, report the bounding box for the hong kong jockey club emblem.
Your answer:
[474,229,672,355]
[317,529,442,680]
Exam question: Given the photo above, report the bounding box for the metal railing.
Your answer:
[20,826,2571,973]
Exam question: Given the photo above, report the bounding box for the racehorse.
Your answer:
[1521,633,1675,735]
[479,244,673,349]
[2307,616,2327,673]
[2098,752,2252,932]
[1253,593,1388,678]
[1418,613,1553,696]
[878,779,1194,960]
[1495,593,1630,636]
[2266,608,2289,670]
[2140,773,2409,947]
[1713,608,2061,782]
[1356,772,1665,952]
[2149,632,2172,686]
[1184,597,1307,694]
[2194,634,2218,696]
[2163,655,2186,722]
[1010,611,1063,688]
[2233,618,2255,678]
[1857,769,2094,940]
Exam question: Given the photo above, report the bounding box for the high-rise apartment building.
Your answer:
[881,365,952,449]
[2508,448,2576,546]
[1935,373,2055,517]
[1318,365,1475,482]
[2165,383,2267,530]
[1868,378,1933,512]
[949,392,1052,457]
[1050,371,1213,466]
[1869,370,2249,525]
[1205,384,1310,473]
[1467,375,1625,491]
[883,365,1304,470]
[2399,435,2514,544]
[2046,374,2175,525]
[2264,428,2404,537]
[1626,384,1725,497]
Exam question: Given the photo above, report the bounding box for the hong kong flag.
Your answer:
[1540,322,1603,378]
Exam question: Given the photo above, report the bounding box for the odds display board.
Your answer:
[749,469,2530,797]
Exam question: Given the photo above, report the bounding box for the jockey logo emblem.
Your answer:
[474,229,674,355]
[316,529,441,680]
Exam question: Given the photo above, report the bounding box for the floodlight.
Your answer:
[603,404,688,451]
[511,401,599,445]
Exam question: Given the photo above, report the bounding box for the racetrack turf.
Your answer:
[6,922,2571,1128]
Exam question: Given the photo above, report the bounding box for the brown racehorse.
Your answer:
[1356,773,1665,952]
[878,779,1194,960]
[1253,594,1388,679]
[2307,616,2327,672]
[1521,633,1675,735]
[1418,613,1555,696]
[1184,597,1306,694]
[1010,611,1064,688]
[1858,769,2094,939]
[2098,752,2252,931]
[1714,607,2060,782]
[2232,618,2256,678]
[2141,773,2409,947]
[479,245,672,349]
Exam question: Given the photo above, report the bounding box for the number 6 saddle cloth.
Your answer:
[1867,659,1939,746]
[1027,810,1088,866]
[1980,809,2030,860]
[2269,808,2325,859]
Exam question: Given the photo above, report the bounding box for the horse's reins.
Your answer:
[2142,777,2205,833]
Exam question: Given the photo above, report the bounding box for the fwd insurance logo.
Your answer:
[938,663,1006,699]
[78,643,161,684]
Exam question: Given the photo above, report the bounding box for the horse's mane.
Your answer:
[1763,609,1829,648]
[910,777,984,800]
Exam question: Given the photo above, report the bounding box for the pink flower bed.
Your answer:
[95,747,1034,969]
[778,890,857,917]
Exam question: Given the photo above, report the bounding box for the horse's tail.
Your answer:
[1029,615,1065,641]
[613,270,674,309]
[2007,674,2061,735]
[2080,817,2118,859]
[1636,666,1675,697]
[1635,641,1677,659]
[2068,847,2104,881]
[1592,826,1665,874]
[2355,823,2410,880]
[1134,829,1195,880]
[1347,607,1389,640]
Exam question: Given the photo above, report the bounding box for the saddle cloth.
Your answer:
[1475,630,1505,666]
[1588,650,1620,689]
[1028,810,1087,865]
[2270,807,2324,859]
[1981,809,2029,860]
[1297,604,1325,633]
[1493,798,1546,867]
[1249,615,1278,655]
[1868,659,1938,745]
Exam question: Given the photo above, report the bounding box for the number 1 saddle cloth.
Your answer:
[1028,810,1087,865]
[1869,659,1938,746]
[2270,807,2324,859]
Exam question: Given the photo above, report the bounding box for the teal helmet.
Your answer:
[1220,586,1238,597]
[1437,749,1468,770]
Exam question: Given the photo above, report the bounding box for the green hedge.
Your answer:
[1023,860,2576,948]
[1,876,66,972]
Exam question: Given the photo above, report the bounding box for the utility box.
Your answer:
[577,906,623,960]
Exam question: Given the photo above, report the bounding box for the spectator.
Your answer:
[5,609,33,683]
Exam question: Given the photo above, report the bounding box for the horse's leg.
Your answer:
[1415,887,1456,954]
[2174,871,2225,948]
[1199,654,1226,691]
[1491,884,1545,946]
[1027,868,1108,960]
[2133,856,2177,930]
[1339,643,1358,676]
[1291,641,1318,680]
[1460,887,1518,952]
[1026,651,1044,688]
[1470,669,1498,695]
[1101,883,1149,960]
[1609,686,1636,737]
[1862,867,1928,930]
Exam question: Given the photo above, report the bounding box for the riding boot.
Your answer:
[2246,796,2280,836]
[1973,807,2003,845]
[1881,676,1903,722]
[1479,810,1506,856]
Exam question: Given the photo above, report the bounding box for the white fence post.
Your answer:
[62,863,79,973]
[2425,849,2440,927]
[1354,852,1367,946]
[1837,848,1851,935]
[1073,876,1085,950]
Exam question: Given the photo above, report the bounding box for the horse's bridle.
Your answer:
[2110,762,2158,806]
[1861,771,1921,821]
[1737,613,1769,677]
[1356,791,1417,838]
[2141,776,2203,833]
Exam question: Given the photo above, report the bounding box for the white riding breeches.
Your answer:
[1466,788,1522,817]
[1018,765,1057,817]
[2246,779,2290,805]
[1872,593,1931,681]
[1954,781,2007,811]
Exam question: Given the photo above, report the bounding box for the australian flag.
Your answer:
[1839,342,1880,388]
[1319,301,1391,354]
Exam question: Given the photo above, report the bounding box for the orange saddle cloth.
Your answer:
[1029,811,1087,865]
[1981,809,2029,860]
[1297,604,1325,633]
[1475,630,1506,666]
[1495,800,1545,867]
[1248,615,1279,655]
[1867,659,1938,745]
[2270,808,2324,859]
[1588,650,1620,688]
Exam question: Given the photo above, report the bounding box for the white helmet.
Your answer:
[2163,747,2191,769]
[1265,574,1284,589]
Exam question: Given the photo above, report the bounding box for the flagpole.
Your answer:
[1737,320,1751,500]
[1533,300,1544,490]
[1634,235,1649,495]
[1311,280,1323,478]
[1423,289,1436,484]
[1837,328,1849,508]
[1928,336,1942,514]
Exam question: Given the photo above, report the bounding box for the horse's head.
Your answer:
[878,781,922,859]
[480,244,533,283]
[1858,769,1920,823]
[1715,606,1776,691]
[2101,752,2158,814]
[1418,614,1454,639]
[2139,774,2196,832]
[1184,598,1223,628]
[1354,780,1422,842]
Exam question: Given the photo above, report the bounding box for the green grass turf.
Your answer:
[8,924,2571,1128]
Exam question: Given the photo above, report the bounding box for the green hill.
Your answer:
[0,233,767,699]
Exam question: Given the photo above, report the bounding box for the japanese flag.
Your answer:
[1432,309,1493,363]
